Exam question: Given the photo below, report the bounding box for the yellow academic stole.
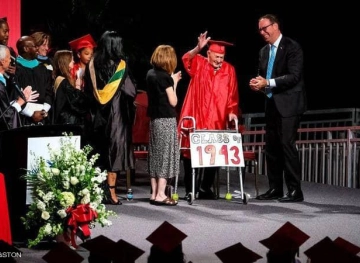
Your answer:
[90,59,126,105]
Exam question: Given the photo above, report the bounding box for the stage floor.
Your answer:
[15,161,360,262]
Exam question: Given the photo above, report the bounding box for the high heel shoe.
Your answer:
[103,184,122,205]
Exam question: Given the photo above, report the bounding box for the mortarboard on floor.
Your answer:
[42,242,83,263]
[333,237,360,256]
[259,221,310,255]
[146,221,187,253]
[80,234,117,263]
[112,239,145,263]
[215,242,262,263]
[304,236,360,263]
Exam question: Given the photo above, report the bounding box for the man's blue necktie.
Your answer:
[266,45,275,98]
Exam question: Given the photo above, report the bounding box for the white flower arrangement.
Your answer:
[21,133,116,248]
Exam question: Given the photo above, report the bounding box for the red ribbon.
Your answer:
[65,203,98,248]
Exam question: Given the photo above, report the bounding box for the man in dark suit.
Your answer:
[249,14,306,202]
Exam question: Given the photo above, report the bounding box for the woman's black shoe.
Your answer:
[103,184,122,205]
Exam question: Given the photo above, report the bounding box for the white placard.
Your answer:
[26,136,81,204]
[189,132,245,168]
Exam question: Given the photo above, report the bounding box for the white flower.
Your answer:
[81,188,90,196]
[63,180,70,189]
[81,194,90,204]
[51,168,60,175]
[60,192,75,208]
[22,133,115,248]
[57,209,67,218]
[37,200,46,211]
[44,223,52,235]
[43,192,54,203]
[41,211,50,220]
[37,172,45,182]
[99,218,112,226]
[70,177,79,185]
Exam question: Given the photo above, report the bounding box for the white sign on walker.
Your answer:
[26,136,81,204]
[189,132,245,168]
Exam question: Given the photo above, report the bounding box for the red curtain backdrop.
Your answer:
[0,173,12,244]
[0,0,21,53]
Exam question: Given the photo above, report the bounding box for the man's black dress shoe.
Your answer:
[198,190,216,200]
[278,190,304,202]
[256,189,283,200]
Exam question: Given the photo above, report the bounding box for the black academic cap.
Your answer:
[333,237,360,256]
[80,235,117,262]
[42,242,84,263]
[304,236,360,263]
[259,222,310,254]
[146,221,187,253]
[215,242,262,263]
[112,239,145,263]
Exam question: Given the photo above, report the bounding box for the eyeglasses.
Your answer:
[258,23,274,32]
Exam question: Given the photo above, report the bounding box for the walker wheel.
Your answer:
[187,193,193,205]
[243,193,248,205]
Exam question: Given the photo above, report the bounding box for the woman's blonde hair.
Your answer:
[52,50,75,88]
[150,45,177,74]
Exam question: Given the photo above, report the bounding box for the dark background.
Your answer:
[20,1,355,114]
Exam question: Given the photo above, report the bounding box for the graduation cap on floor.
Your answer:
[69,34,96,52]
[333,237,360,256]
[208,40,234,54]
[259,222,310,255]
[146,221,187,253]
[304,236,360,263]
[80,235,117,263]
[215,242,262,263]
[42,242,83,263]
[112,239,145,263]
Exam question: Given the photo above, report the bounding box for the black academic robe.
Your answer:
[53,78,90,126]
[0,81,21,131]
[15,62,54,125]
[83,60,137,172]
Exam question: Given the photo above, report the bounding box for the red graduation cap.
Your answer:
[146,221,187,253]
[69,34,96,52]
[113,239,145,263]
[208,39,234,54]
[333,237,360,256]
[304,236,360,263]
[80,234,117,262]
[215,242,262,263]
[259,222,310,254]
[42,242,84,263]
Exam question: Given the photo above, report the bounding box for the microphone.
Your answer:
[4,74,27,102]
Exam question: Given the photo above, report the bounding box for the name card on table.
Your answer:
[189,132,245,168]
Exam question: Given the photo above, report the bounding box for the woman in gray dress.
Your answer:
[146,45,182,206]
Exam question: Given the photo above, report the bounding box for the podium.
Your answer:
[0,124,83,244]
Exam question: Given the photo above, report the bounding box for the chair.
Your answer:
[131,90,150,184]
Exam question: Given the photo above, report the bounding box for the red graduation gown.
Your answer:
[178,53,239,158]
